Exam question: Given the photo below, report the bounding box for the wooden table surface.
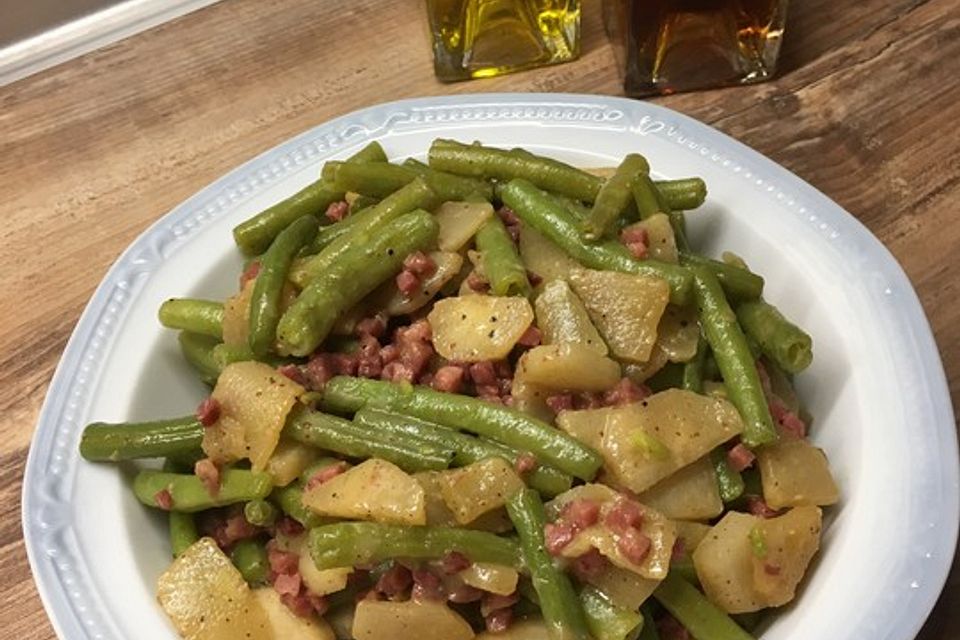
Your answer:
[2,0,958,637]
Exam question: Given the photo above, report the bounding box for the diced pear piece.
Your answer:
[534,279,608,355]
[439,457,525,525]
[459,562,520,596]
[518,224,583,285]
[757,439,840,509]
[428,295,534,362]
[352,600,475,640]
[515,343,621,392]
[639,456,723,521]
[302,458,426,525]
[252,588,335,639]
[436,201,494,252]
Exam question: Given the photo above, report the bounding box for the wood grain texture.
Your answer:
[1,0,957,637]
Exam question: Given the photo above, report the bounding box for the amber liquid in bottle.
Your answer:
[428,0,580,82]
[604,0,787,96]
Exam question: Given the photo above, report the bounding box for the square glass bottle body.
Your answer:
[428,0,581,82]
[603,0,788,96]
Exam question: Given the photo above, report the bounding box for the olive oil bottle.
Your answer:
[428,0,581,82]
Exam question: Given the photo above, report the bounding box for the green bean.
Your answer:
[638,604,661,640]
[475,216,531,297]
[132,469,273,513]
[500,179,692,306]
[290,178,439,288]
[682,335,708,393]
[352,408,572,496]
[321,377,603,481]
[655,178,708,211]
[401,157,493,202]
[243,498,279,527]
[692,267,778,447]
[231,539,269,585]
[631,174,666,221]
[680,253,763,301]
[653,573,755,640]
[159,298,224,338]
[308,522,521,570]
[323,160,493,202]
[735,300,812,374]
[348,194,379,213]
[284,408,455,472]
[248,215,318,357]
[583,154,650,240]
[277,210,439,356]
[581,585,644,640]
[231,141,387,255]
[429,138,605,202]
[162,459,199,557]
[168,510,199,558]
[711,448,745,503]
[271,482,328,528]
[506,489,592,640]
[177,331,222,385]
[80,415,203,462]
[651,185,692,253]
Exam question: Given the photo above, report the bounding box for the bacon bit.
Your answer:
[481,592,520,617]
[375,564,413,599]
[194,458,221,497]
[478,394,505,405]
[770,399,807,439]
[277,363,306,385]
[475,383,501,398]
[403,251,438,277]
[617,528,652,565]
[494,359,513,378]
[621,227,650,260]
[441,551,472,574]
[764,563,782,576]
[268,546,300,576]
[305,462,348,491]
[466,272,490,293]
[513,452,538,475]
[516,325,542,348]
[357,335,383,378]
[544,522,576,556]
[755,359,772,394]
[485,607,514,633]
[506,224,520,243]
[331,351,359,376]
[396,269,420,295]
[356,315,387,338]
[573,392,604,410]
[448,584,484,604]
[280,591,316,618]
[239,260,260,288]
[602,377,651,407]
[526,270,543,287]
[307,592,329,615]
[563,498,601,531]
[469,361,498,385]
[195,397,221,427]
[325,200,349,222]
[497,207,520,226]
[747,496,782,519]
[378,344,399,365]
[210,511,260,548]
[411,568,445,601]
[401,319,433,343]
[727,443,756,472]
[303,353,334,389]
[545,393,574,414]
[398,340,434,378]
[381,361,417,383]
[274,572,302,597]
[274,516,305,537]
[605,496,644,533]
[671,537,687,562]
[154,488,173,510]
[570,548,607,581]
[432,365,466,393]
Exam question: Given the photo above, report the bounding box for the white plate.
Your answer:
[23,93,958,639]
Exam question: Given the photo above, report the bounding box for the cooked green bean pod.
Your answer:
[271,482,328,528]
[243,498,279,527]
[132,469,273,513]
[323,160,493,202]
[680,253,763,301]
[653,573,755,640]
[231,539,269,585]
[80,415,203,462]
[308,522,521,570]
[507,489,592,640]
[177,331,222,385]
[735,300,813,374]
[711,448,745,503]
[692,267,778,447]
[654,178,707,211]
[232,142,386,255]
[284,408,455,472]
[475,216,531,297]
[583,154,650,240]
[580,585,644,640]
[631,174,667,222]
[247,215,318,356]
[159,299,224,338]
[277,209,439,356]
[321,376,603,481]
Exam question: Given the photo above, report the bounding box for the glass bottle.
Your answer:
[427,0,581,82]
[603,0,788,96]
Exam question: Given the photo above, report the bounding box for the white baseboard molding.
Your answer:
[0,0,222,87]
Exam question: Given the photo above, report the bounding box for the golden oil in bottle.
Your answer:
[428,0,581,82]
[603,0,788,96]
